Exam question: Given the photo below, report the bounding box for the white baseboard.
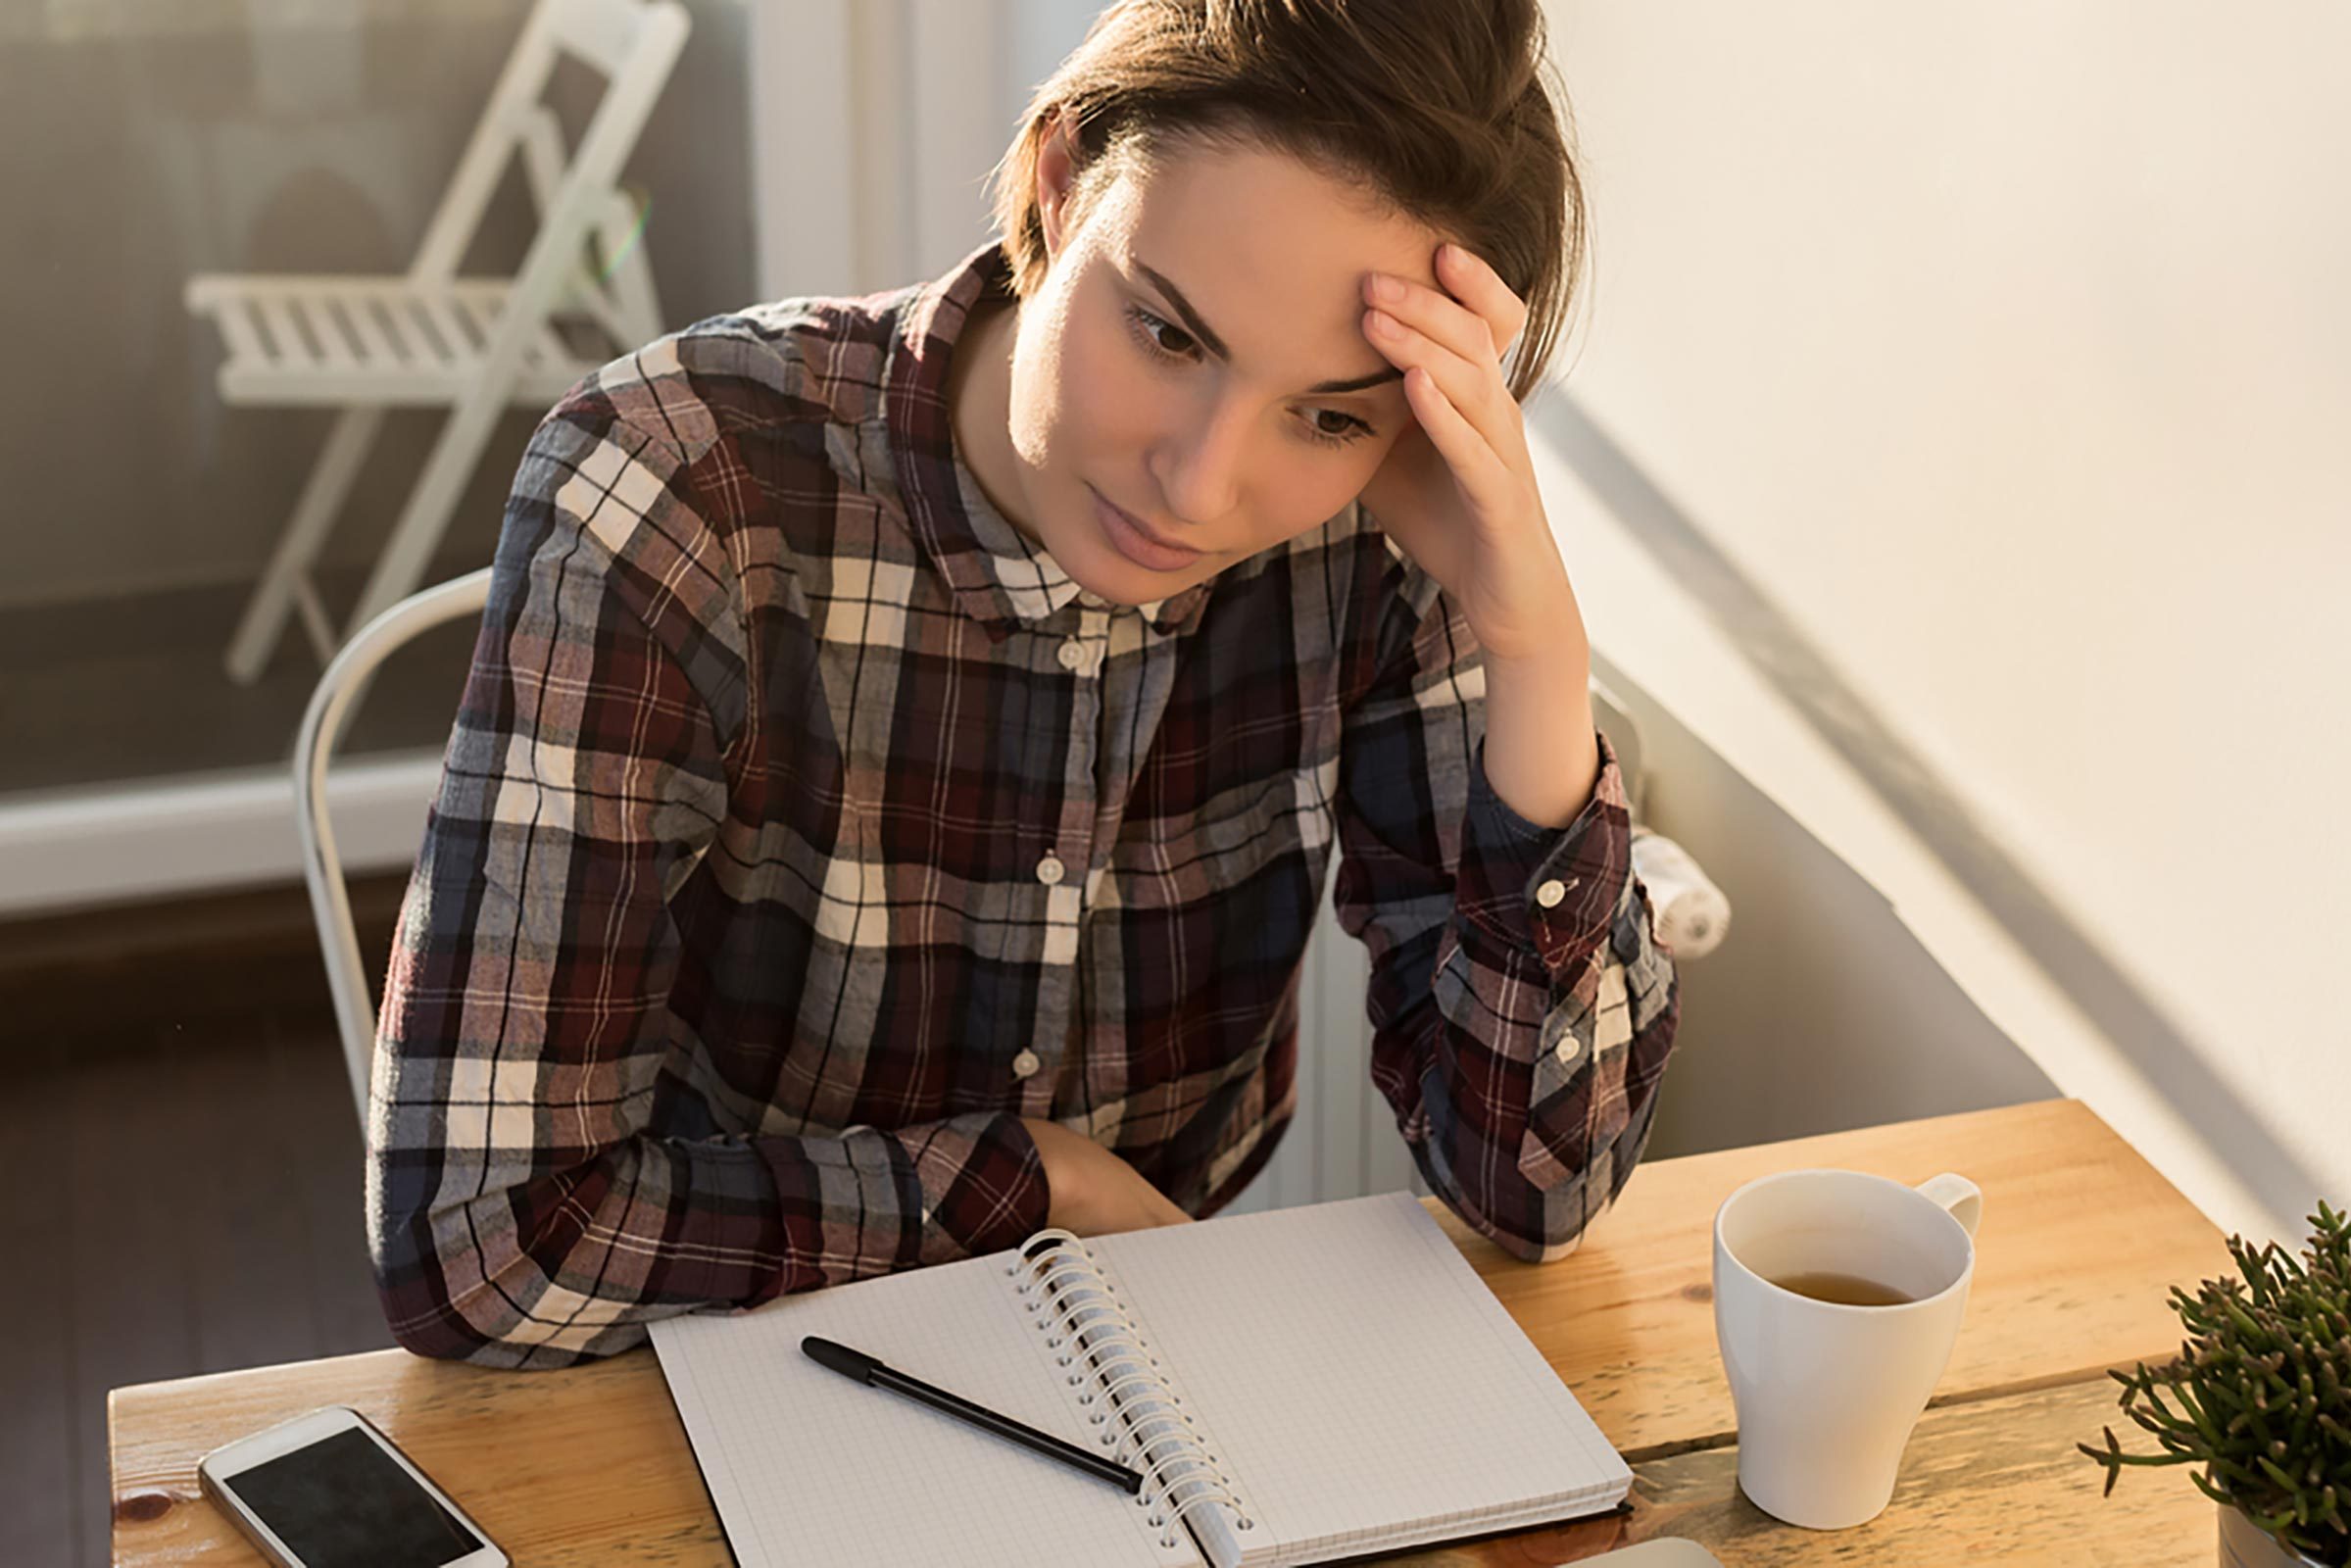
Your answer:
[0,752,442,919]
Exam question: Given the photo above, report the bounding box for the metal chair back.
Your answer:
[294,567,495,1119]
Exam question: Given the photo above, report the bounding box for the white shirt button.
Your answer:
[1056,638,1088,671]
[1011,1050,1042,1079]
[1037,854,1065,886]
[1541,1008,1582,1063]
[1535,877,1578,909]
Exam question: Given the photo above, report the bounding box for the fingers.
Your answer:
[1360,264,1532,476]
[1029,1116,1195,1232]
[1385,361,1516,522]
[1435,241,1530,354]
[1363,244,1523,369]
[1128,1165,1193,1228]
[1365,306,1486,400]
[1363,309,1511,471]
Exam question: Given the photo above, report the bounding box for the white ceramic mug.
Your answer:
[1711,1168,1983,1529]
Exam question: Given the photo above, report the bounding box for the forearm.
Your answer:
[370,1106,1048,1366]
[1354,833,1683,1260]
[1481,627,1601,830]
[1338,570,1682,1261]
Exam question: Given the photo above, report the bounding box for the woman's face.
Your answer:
[965,126,1446,606]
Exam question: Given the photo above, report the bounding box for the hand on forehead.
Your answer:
[1111,142,1449,381]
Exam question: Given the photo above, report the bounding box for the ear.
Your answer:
[1035,112,1080,258]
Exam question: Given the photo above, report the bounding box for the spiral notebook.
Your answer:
[648,1192,1633,1567]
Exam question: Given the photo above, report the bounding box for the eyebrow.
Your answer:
[1134,260,1404,396]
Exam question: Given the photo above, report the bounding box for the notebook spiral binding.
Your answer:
[1008,1230,1256,1556]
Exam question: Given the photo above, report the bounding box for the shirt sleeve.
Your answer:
[1332,549,1681,1262]
[366,404,1048,1370]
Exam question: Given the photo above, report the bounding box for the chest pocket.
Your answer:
[1107,764,1334,909]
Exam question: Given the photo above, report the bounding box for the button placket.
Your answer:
[1025,603,1107,1109]
[1057,601,1108,678]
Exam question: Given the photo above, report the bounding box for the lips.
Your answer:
[1089,486,1204,570]
[1097,491,1193,554]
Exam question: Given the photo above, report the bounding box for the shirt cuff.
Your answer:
[1457,727,1634,973]
[927,1112,1053,1258]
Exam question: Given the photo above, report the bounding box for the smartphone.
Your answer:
[195,1404,508,1568]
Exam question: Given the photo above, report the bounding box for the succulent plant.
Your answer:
[2079,1201,2350,1565]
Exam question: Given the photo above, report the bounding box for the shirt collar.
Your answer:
[883,238,1212,640]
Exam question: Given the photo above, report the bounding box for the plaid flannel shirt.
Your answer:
[367,239,1681,1368]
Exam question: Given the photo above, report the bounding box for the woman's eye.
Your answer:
[1127,306,1195,361]
[1127,304,1374,449]
[1308,411,1371,447]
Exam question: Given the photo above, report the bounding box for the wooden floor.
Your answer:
[0,872,413,1568]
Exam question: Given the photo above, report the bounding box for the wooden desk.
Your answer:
[111,1099,2233,1565]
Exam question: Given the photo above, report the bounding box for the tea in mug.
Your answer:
[1766,1270,1919,1306]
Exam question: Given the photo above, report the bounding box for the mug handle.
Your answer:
[1915,1172,1983,1237]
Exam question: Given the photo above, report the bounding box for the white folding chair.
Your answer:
[295,567,496,1121]
[189,0,690,687]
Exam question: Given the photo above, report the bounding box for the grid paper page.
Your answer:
[1091,1193,1633,1565]
[650,1249,1184,1568]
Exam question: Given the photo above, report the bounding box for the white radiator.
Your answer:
[1224,893,1425,1215]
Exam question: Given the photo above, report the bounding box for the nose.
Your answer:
[1150,392,1249,529]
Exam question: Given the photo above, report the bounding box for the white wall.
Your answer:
[1544,0,2349,1240]
[746,1,2347,1242]
[754,0,1093,301]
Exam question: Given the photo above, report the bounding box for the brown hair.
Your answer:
[987,0,1589,404]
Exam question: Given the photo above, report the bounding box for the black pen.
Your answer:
[801,1336,1146,1494]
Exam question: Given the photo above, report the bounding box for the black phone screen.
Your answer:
[223,1426,485,1568]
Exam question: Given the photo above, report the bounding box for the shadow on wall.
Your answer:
[1539,392,2327,1227]
[1599,649,2061,1162]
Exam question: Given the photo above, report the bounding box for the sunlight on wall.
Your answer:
[1544,0,2349,1239]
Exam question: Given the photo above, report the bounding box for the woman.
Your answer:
[368,0,1679,1368]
